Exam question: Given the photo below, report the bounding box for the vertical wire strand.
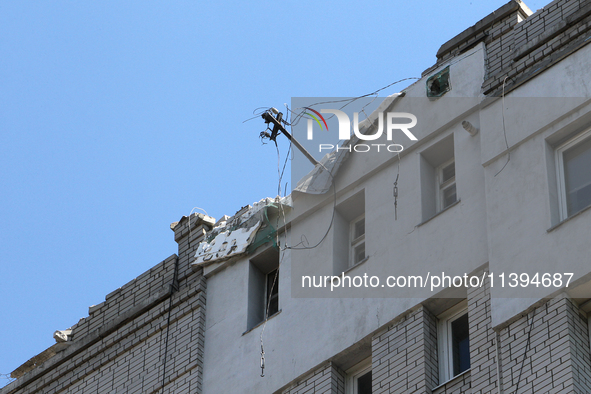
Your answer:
[495,77,511,177]
[160,256,180,393]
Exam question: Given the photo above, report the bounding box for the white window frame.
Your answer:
[350,214,366,268]
[346,357,372,394]
[437,301,470,384]
[436,158,457,212]
[555,129,591,220]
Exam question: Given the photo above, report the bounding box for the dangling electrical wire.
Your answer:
[243,107,277,124]
[393,152,401,220]
[160,256,180,394]
[278,104,292,186]
[258,105,337,251]
[495,76,511,177]
[284,77,420,128]
[514,307,537,392]
[260,105,292,378]
[252,75,421,229]
[256,78,420,374]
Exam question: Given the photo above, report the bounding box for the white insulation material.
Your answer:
[193,221,262,266]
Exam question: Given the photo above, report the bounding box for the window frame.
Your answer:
[437,301,470,384]
[349,214,366,268]
[346,357,372,394]
[436,158,457,212]
[265,268,279,318]
[247,246,280,330]
[555,129,591,220]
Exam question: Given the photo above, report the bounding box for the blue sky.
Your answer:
[0,0,549,384]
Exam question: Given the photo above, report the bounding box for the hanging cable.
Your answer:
[259,107,337,251]
[514,306,537,393]
[160,256,180,393]
[286,171,336,250]
[285,77,420,128]
[260,135,291,378]
[495,76,511,177]
[255,75,428,375]
[393,152,401,220]
[249,48,485,128]
[246,76,420,128]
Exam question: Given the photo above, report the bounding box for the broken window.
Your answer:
[247,247,280,330]
[426,66,451,98]
[265,268,279,317]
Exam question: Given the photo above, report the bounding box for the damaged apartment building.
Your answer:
[4,0,591,392]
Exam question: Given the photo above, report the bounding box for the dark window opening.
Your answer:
[451,313,470,376]
[357,370,372,394]
[266,269,279,317]
[247,247,280,330]
[427,66,451,98]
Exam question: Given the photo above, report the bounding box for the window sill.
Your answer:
[417,199,461,227]
[547,203,591,233]
[342,257,370,275]
[432,368,471,391]
[332,258,370,286]
[242,309,282,336]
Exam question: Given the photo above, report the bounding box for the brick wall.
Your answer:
[7,208,591,394]
[424,0,527,78]
[280,362,345,394]
[498,293,591,393]
[67,255,178,342]
[1,213,211,394]
[466,275,499,394]
[366,280,591,394]
[427,0,591,96]
[482,0,591,95]
[172,213,215,290]
[432,373,471,394]
[371,306,438,394]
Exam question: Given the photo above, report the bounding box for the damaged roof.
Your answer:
[192,196,291,269]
